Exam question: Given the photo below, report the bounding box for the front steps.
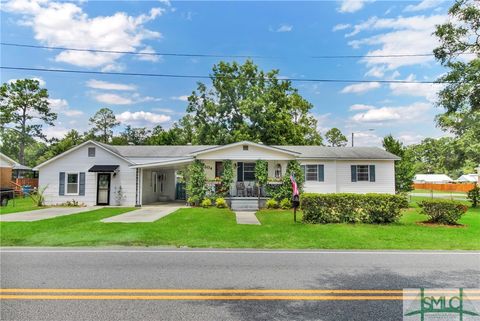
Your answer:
[229,197,266,211]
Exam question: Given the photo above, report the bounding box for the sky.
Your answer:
[0,0,456,146]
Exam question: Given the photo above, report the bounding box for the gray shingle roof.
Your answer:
[97,142,214,158]
[97,142,399,160]
[274,146,400,160]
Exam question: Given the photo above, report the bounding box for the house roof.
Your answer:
[456,174,479,182]
[35,140,400,169]
[277,146,400,160]
[96,142,399,160]
[0,152,18,167]
[414,174,453,182]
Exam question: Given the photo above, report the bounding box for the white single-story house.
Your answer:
[413,174,453,184]
[456,174,479,183]
[33,140,399,207]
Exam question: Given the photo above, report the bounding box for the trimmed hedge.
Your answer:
[301,193,409,224]
[418,199,468,225]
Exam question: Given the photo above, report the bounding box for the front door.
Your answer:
[97,173,111,205]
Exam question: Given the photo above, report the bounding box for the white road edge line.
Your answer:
[1,249,479,255]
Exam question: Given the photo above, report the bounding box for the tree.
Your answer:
[382,135,415,193]
[325,128,348,147]
[113,125,151,145]
[219,160,233,197]
[255,160,268,207]
[269,160,304,201]
[433,0,479,115]
[185,160,207,205]
[185,60,322,145]
[37,130,84,164]
[88,108,120,143]
[0,79,57,164]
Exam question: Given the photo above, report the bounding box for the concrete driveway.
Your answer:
[0,207,97,222]
[101,204,184,223]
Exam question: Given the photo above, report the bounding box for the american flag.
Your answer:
[290,173,299,197]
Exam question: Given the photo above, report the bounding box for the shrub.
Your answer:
[280,198,292,209]
[419,199,468,225]
[215,197,227,208]
[467,184,479,208]
[201,198,212,208]
[266,199,279,209]
[301,193,409,224]
[187,196,200,206]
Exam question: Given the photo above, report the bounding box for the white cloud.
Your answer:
[116,111,171,126]
[8,77,46,87]
[389,74,443,102]
[48,98,68,110]
[94,93,133,105]
[351,102,431,123]
[275,24,293,32]
[3,0,164,69]
[48,98,83,116]
[340,82,381,94]
[338,0,373,13]
[333,23,351,31]
[346,15,446,74]
[349,104,375,111]
[398,133,425,145]
[170,95,189,102]
[86,79,137,91]
[404,0,443,12]
[43,126,70,140]
[136,46,162,62]
[350,131,382,146]
[93,92,162,105]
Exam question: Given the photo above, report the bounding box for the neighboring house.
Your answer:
[34,140,399,207]
[413,174,453,184]
[0,152,16,189]
[456,174,479,183]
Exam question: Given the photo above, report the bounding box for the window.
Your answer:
[305,165,318,181]
[243,162,255,181]
[66,173,79,195]
[301,164,324,182]
[215,162,224,178]
[243,145,249,151]
[356,165,369,181]
[88,147,96,157]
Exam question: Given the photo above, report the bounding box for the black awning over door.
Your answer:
[88,165,119,172]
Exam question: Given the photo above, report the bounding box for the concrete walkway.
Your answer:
[234,211,261,225]
[101,204,183,223]
[0,207,97,222]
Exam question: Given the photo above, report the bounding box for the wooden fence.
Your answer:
[413,183,476,192]
[15,178,39,188]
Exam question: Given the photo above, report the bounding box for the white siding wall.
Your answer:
[39,143,137,206]
[336,160,395,194]
[301,160,337,194]
[301,160,395,194]
[142,168,176,203]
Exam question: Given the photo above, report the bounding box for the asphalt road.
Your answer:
[1,248,479,321]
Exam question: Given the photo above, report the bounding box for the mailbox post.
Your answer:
[292,194,300,223]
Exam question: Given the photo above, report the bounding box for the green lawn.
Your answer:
[0,197,43,215]
[1,204,478,249]
[412,189,467,195]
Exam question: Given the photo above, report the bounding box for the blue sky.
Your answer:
[1,0,453,146]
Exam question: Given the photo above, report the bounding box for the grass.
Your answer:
[0,197,42,215]
[0,202,479,249]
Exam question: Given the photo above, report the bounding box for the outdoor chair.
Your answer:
[236,182,246,197]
